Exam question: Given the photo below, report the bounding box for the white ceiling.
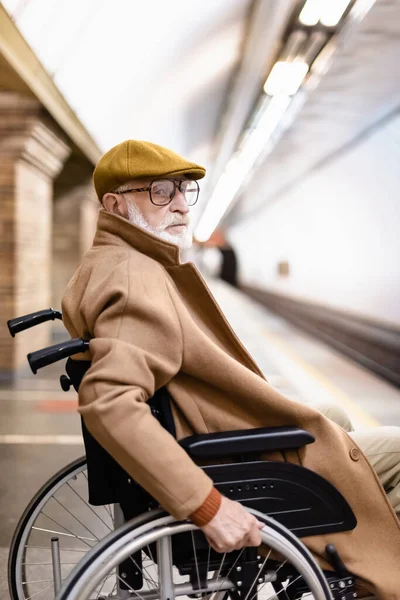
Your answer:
[5,0,399,233]
[233,0,400,223]
[2,0,252,171]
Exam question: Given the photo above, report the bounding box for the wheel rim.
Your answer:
[58,512,333,600]
[9,459,117,600]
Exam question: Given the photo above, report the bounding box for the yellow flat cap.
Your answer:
[93,140,206,201]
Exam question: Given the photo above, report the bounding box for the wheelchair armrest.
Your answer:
[180,426,315,459]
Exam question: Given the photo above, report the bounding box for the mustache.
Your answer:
[160,214,190,229]
[126,199,189,232]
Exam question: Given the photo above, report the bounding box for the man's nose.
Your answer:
[170,189,190,214]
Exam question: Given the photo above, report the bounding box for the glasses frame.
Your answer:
[113,178,200,206]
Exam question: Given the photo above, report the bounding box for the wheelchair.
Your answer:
[6,309,374,600]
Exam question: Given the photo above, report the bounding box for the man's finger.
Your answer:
[209,540,226,553]
[247,530,262,547]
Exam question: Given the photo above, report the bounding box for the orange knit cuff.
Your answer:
[189,487,222,527]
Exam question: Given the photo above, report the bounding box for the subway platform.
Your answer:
[1,279,399,599]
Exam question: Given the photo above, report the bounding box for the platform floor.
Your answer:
[1,279,399,599]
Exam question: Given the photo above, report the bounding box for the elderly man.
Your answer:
[62,140,400,598]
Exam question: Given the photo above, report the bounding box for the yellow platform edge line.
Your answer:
[262,329,381,429]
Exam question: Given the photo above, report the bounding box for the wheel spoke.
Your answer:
[32,525,97,542]
[39,511,96,549]
[145,544,156,565]
[22,562,78,566]
[265,574,303,600]
[212,549,240,597]
[222,547,246,581]
[215,551,227,583]
[243,549,272,600]
[94,569,116,599]
[103,503,114,521]
[24,583,55,600]
[81,470,114,530]
[66,481,113,532]
[22,578,54,584]
[11,461,92,600]
[24,544,89,552]
[51,495,102,542]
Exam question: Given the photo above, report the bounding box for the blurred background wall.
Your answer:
[231,110,400,325]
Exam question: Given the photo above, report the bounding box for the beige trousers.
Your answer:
[311,401,400,515]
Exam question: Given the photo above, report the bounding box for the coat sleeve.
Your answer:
[76,256,214,519]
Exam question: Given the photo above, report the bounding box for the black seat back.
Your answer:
[65,358,175,507]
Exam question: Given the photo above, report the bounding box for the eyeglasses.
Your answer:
[114,178,200,206]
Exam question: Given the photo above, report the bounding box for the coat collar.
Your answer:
[93,209,181,267]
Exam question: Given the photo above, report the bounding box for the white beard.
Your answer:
[126,201,192,250]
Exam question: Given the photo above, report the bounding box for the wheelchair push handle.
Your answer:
[7,308,62,337]
[28,338,89,374]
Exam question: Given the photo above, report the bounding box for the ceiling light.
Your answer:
[320,0,352,26]
[194,161,243,243]
[264,61,309,96]
[299,0,321,26]
[195,95,291,242]
[299,0,352,27]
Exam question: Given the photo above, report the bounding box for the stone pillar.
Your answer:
[52,158,99,310]
[0,92,70,377]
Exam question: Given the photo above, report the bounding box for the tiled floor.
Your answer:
[1,279,399,599]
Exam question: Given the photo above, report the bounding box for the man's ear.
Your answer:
[102,193,128,218]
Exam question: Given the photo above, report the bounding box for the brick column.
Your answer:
[52,158,98,310]
[0,92,70,376]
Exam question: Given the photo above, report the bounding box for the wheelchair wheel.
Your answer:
[8,456,117,600]
[58,509,333,600]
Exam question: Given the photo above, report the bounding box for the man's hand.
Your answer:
[200,496,264,553]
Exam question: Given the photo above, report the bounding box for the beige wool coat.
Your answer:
[62,209,400,598]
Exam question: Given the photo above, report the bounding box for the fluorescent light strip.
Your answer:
[264,60,309,96]
[320,0,353,26]
[195,96,291,242]
[299,0,321,26]
[299,0,352,27]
